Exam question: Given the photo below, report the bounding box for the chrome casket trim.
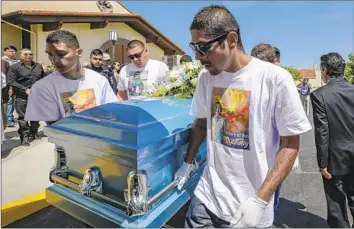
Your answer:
[46,162,206,228]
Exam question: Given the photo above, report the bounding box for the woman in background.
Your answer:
[112,61,121,83]
[1,70,7,144]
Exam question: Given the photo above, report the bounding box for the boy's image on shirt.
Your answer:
[25,68,118,122]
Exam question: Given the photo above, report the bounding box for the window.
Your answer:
[22,25,31,49]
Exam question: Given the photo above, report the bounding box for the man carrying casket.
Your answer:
[25,30,118,124]
[175,5,312,228]
[117,40,169,101]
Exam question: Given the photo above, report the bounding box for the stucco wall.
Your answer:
[308,70,323,88]
[1,1,131,15]
[33,23,164,66]
[1,23,22,57]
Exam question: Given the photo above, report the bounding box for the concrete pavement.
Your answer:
[1,123,55,227]
[2,124,55,205]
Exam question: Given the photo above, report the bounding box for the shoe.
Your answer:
[29,133,41,142]
[7,122,16,127]
[28,134,35,142]
[20,134,30,146]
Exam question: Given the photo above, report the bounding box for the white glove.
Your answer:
[230,195,269,228]
[174,160,198,190]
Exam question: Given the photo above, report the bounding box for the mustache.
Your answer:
[200,61,211,66]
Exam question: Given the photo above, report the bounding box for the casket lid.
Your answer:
[45,97,194,148]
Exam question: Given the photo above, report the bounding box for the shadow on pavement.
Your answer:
[1,131,46,159]
[5,206,87,228]
[5,202,191,228]
[4,129,19,139]
[1,139,21,159]
[275,198,328,228]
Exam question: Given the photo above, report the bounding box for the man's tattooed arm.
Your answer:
[256,135,300,202]
[184,118,207,164]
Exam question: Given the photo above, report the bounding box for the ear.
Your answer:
[145,48,148,55]
[76,48,83,58]
[321,66,327,74]
[227,31,238,49]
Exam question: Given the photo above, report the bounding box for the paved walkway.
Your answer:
[1,123,55,205]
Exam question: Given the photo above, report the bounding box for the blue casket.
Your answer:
[44,97,207,228]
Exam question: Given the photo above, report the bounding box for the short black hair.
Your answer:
[127,40,145,50]
[4,45,17,52]
[190,5,244,51]
[90,49,103,57]
[180,54,192,64]
[274,46,280,61]
[20,48,32,54]
[46,30,80,48]
[251,43,278,63]
[320,52,345,78]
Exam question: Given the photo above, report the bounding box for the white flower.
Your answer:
[171,79,184,87]
[191,77,198,86]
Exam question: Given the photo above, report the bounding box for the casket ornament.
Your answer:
[49,146,69,182]
[79,166,103,196]
[124,170,149,216]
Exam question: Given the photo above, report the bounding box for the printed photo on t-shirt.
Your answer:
[211,88,251,150]
[60,88,97,116]
[127,70,148,96]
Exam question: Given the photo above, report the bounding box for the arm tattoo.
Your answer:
[256,135,300,201]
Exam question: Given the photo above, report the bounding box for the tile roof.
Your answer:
[299,69,317,79]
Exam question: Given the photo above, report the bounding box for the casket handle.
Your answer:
[50,158,206,216]
[147,158,206,206]
[51,174,127,210]
[147,180,179,206]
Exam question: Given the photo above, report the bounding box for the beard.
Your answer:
[59,59,83,79]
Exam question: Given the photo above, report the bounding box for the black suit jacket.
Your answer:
[310,78,354,175]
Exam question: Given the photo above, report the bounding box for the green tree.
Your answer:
[283,66,301,81]
[344,53,354,84]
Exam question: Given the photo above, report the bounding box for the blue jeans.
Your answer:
[274,183,282,216]
[6,95,15,124]
[185,196,230,228]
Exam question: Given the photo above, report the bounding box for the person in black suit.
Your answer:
[310,52,354,228]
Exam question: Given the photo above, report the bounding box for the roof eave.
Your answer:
[1,10,185,55]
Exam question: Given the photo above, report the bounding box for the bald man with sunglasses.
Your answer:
[117,40,169,100]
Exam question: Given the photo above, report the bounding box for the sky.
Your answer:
[122,1,354,69]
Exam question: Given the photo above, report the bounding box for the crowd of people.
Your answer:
[1,4,353,228]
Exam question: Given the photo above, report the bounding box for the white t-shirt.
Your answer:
[191,57,312,227]
[25,68,118,122]
[117,59,169,99]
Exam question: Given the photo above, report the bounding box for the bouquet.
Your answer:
[149,61,204,99]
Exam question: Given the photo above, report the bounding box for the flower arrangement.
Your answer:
[149,61,205,99]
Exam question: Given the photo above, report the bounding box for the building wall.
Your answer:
[1,1,131,15]
[1,23,22,57]
[162,55,182,69]
[32,23,164,67]
[307,70,323,88]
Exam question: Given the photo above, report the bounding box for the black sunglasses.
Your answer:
[129,49,145,60]
[189,32,230,56]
